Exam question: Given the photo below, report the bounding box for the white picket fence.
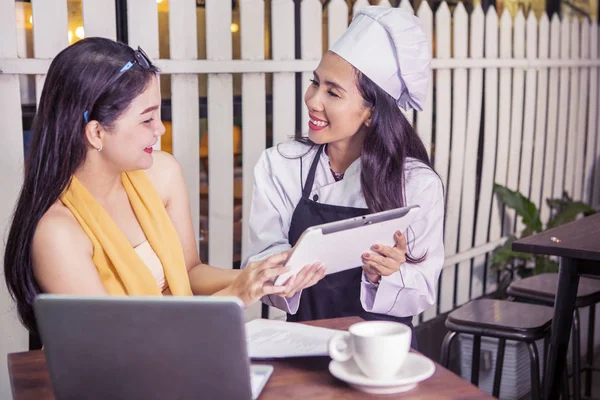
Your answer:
[1,0,600,386]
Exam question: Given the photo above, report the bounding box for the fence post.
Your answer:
[170,0,201,253]
[0,1,27,398]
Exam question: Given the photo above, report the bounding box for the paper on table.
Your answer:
[246,318,344,359]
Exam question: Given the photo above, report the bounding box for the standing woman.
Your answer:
[4,38,295,334]
[244,7,444,334]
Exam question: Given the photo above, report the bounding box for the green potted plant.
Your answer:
[492,184,596,290]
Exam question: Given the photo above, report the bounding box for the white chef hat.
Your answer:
[329,6,431,111]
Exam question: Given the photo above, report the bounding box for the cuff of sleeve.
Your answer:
[360,271,378,311]
[361,271,406,315]
[261,291,302,315]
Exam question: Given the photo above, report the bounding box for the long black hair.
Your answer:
[295,70,436,263]
[354,71,433,213]
[4,37,159,332]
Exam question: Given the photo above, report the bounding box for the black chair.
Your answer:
[440,299,555,399]
[507,273,600,400]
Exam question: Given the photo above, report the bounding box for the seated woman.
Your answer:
[243,7,444,337]
[3,37,307,334]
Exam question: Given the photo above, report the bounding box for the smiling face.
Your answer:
[304,51,372,146]
[92,75,165,171]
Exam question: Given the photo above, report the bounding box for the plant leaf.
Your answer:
[533,256,559,275]
[521,226,534,238]
[491,236,533,271]
[494,184,543,233]
[547,202,597,229]
[546,197,568,210]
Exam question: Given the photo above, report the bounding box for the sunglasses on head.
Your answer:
[120,46,152,73]
[83,46,153,123]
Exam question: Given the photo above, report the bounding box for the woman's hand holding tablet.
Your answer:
[273,205,420,286]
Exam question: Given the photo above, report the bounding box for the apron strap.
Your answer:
[302,145,325,199]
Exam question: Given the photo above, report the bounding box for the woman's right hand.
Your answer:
[224,251,291,306]
[280,262,326,298]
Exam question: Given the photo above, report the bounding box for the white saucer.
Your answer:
[328,353,436,394]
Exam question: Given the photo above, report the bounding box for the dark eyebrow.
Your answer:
[313,71,347,93]
[140,105,159,115]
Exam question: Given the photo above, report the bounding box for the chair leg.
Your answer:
[573,309,582,400]
[563,366,571,400]
[261,303,269,319]
[527,341,542,400]
[440,331,457,368]
[551,325,570,400]
[544,332,550,372]
[472,336,481,387]
[585,304,595,397]
[493,338,506,398]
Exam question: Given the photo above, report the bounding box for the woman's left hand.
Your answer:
[362,231,407,284]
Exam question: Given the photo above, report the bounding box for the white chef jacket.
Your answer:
[242,140,444,318]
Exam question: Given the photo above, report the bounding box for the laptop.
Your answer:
[34,294,273,400]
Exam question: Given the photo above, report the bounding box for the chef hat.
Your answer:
[329,6,431,111]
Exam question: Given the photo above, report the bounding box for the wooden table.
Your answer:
[8,317,493,399]
[513,212,600,400]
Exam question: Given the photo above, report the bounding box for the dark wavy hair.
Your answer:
[4,37,159,332]
[296,70,437,263]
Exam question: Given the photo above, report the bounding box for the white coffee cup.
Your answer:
[328,321,411,380]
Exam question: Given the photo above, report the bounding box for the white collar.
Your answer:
[320,146,362,179]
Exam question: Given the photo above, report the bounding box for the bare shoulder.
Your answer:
[144,150,185,204]
[32,201,93,285]
[147,149,182,177]
[33,201,92,257]
[32,201,107,294]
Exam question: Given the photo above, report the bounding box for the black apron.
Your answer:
[286,145,415,345]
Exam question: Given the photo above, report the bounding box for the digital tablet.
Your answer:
[274,205,420,286]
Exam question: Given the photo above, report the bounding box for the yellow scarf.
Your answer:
[60,171,193,296]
